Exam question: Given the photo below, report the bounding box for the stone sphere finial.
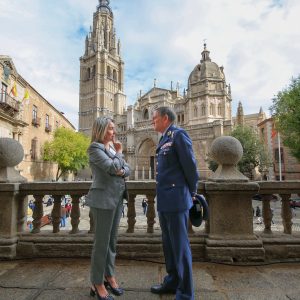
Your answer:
[0,138,26,183]
[0,138,24,167]
[209,136,248,182]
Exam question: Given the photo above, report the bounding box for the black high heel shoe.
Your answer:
[90,286,96,297]
[104,281,124,296]
[92,285,114,300]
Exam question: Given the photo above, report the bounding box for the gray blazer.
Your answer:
[86,142,131,209]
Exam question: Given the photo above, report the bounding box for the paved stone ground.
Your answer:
[1,258,300,300]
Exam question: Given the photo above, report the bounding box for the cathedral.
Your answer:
[79,0,236,180]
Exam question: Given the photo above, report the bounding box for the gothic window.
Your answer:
[92,65,96,78]
[194,106,198,117]
[177,114,180,123]
[113,69,117,81]
[182,114,184,123]
[87,68,90,80]
[1,82,7,102]
[201,105,206,116]
[31,138,38,160]
[107,66,111,78]
[210,104,215,115]
[218,104,221,115]
[32,105,38,121]
[143,109,149,120]
[45,114,49,127]
[274,148,284,163]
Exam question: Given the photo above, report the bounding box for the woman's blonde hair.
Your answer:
[91,116,114,143]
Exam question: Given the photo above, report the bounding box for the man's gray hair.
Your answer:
[155,106,176,122]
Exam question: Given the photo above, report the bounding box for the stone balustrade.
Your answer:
[1,137,300,262]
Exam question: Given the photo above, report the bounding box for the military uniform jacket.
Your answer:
[156,124,199,212]
[86,142,131,210]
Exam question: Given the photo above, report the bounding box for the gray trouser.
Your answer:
[90,198,123,284]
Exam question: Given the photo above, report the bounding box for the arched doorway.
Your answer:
[136,138,156,179]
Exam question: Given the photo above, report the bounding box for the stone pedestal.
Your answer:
[205,136,265,262]
[0,184,19,259]
[0,138,26,259]
[205,182,264,262]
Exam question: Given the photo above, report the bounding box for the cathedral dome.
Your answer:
[188,44,224,86]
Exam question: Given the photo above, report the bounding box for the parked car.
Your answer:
[290,196,300,208]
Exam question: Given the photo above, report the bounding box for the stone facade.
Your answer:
[232,101,266,132]
[0,56,75,181]
[79,1,233,180]
[258,117,300,180]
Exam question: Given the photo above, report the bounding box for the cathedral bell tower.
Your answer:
[79,0,126,135]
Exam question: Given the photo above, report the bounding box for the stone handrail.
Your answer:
[1,136,300,262]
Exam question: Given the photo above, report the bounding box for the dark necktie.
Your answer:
[159,135,163,143]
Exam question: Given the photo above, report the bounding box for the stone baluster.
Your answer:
[146,194,156,233]
[31,195,44,234]
[17,195,27,233]
[281,194,292,234]
[69,195,81,234]
[127,193,136,233]
[89,209,95,234]
[51,195,62,233]
[262,194,272,234]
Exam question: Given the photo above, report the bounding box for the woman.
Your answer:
[86,116,130,300]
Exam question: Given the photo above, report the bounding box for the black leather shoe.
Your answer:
[150,283,176,294]
[104,281,124,296]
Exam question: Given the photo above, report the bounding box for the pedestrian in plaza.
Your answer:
[86,116,131,300]
[142,198,148,215]
[255,206,261,217]
[150,107,199,300]
[65,201,72,218]
[60,205,67,227]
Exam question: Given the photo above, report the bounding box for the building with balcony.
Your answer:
[0,56,75,181]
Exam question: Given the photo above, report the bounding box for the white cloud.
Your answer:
[0,0,299,128]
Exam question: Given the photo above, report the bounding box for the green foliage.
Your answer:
[43,127,90,180]
[270,75,300,162]
[207,159,218,172]
[230,126,272,179]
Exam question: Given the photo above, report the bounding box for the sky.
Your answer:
[0,0,299,129]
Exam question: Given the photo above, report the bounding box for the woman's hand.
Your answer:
[116,169,125,177]
[113,140,123,153]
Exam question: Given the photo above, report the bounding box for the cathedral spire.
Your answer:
[201,43,211,63]
[97,0,112,15]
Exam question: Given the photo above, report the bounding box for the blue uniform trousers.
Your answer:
[158,210,194,300]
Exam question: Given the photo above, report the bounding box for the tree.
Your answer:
[207,126,272,179]
[43,128,90,181]
[230,126,272,179]
[270,75,300,162]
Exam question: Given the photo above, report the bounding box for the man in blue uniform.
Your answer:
[150,107,199,300]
